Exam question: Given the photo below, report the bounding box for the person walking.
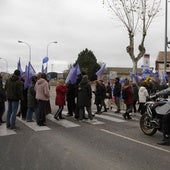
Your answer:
[34,73,50,126]
[105,82,112,111]
[0,75,6,124]
[5,70,24,129]
[26,76,38,122]
[122,79,133,120]
[66,81,76,117]
[113,77,121,113]
[138,81,149,115]
[132,83,139,113]
[93,80,103,114]
[54,79,67,120]
[77,75,93,121]
[99,80,107,112]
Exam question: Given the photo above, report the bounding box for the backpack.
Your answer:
[122,89,128,100]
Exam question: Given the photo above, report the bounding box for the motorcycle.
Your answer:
[140,87,170,136]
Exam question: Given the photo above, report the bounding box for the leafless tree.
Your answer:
[103,0,161,73]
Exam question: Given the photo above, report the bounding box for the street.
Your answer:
[0,86,170,170]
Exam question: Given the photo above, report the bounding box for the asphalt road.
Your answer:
[0,86,170,170]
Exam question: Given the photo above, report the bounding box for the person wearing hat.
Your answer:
[5,69,24,129]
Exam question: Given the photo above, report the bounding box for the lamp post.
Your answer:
[46,41,58,73]
[0,57,8,73]
[18,40,31,63]
[46,41,58,57]
[164,0,169,74]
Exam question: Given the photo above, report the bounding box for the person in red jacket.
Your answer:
[122,79,134,120]
[54,79,67,120]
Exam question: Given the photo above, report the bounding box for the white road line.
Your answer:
[101,129,170,153]
[105,112,139,121]
[95,114,126,123]
[17,118,51,132]
[62,111,105,125]
[46,114,80,128]
[0,124,16,136]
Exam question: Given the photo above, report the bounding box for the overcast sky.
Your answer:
[0,0,169,73]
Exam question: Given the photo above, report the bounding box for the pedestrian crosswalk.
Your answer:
[46,114,80,128]
[17,117,51,131]
[0,123,16,136]
[0,110,139,137]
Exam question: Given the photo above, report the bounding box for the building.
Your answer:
[155,51,170,82]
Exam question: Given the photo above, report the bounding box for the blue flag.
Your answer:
[96,63,106,78]
[17,58,23,76]
[24,62,36,89]
[42,56,49,63]
[65,63,81,84]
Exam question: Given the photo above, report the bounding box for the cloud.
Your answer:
[0,0,168,73]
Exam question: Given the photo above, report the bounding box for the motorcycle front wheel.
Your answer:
[140,113,157,136]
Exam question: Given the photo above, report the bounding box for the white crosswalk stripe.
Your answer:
[46,114,80,128]
[17,117,51,131]
[94,114,126,122]
[0,123,16,136]
[62,111,105,125]
[0,110,137,137]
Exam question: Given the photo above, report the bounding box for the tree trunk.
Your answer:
[132,60,138,74]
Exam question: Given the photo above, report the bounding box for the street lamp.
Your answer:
[46,41,58,57]
[18,40,31,63]
[164,0,169,74]
[0,57,8,73]
[46,41,58,73]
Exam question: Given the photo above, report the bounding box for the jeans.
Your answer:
[26,107,38,121]
[6,100,19,128]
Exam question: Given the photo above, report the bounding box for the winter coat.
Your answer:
[5,75,23,101]
[122,85,133,105]
[94,83,103,105]
[55,84,67,106]
[113,82,121,97]
[27,85,37,108]
[106,84,112,99]
[132,84,139,101]
[138,86,149,103]
[77,78,92,107]
[0,86,6,103]
[34,78,50,101]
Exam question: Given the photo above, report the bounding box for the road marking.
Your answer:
[0,124,16,136]
[105,112,139,121]
[62,111,105,125]
[95,114,126,122]
[101,129,170,153]
[46,114,80,128]
[17,118,51,132]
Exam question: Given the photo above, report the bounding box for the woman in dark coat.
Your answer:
[77,75,93,121]
[54,79,67,120]
[93,80,103,114]
[132,83,139,113]
[122,79,134,120]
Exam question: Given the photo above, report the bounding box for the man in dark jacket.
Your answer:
[77,75,93,121]
[113,77,121,113]
[5,70,23,129]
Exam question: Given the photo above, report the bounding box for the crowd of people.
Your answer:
[0,69,170,145]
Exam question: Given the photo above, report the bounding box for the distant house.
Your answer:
[103,67,143,81]
[155,51,170,82]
